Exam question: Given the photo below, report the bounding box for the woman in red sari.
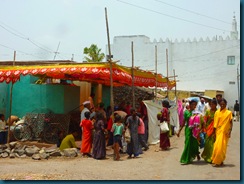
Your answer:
[80,111,94,157]
[159,100,170,150]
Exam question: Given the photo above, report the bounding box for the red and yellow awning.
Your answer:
[0,62,176,89]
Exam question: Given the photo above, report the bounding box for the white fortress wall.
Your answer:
[109,35,240,108]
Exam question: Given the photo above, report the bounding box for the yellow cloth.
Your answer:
[211,108,232,165]
[59,134,77,151]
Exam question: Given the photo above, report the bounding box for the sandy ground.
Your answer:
[0,121,240,180]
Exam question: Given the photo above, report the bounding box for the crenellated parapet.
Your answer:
[150,34,239,44]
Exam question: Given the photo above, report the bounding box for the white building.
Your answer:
[109,16,240,109]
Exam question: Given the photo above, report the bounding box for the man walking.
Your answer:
[234,100,240,121]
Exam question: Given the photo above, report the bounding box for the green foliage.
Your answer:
[83,44,105,62]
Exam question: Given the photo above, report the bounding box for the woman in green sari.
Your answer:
[177,99,200,165]
[201,99,217,163]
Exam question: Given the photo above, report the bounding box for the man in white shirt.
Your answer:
[80,101,91,121]
[197,98,206,115]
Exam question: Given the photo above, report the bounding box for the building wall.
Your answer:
[110,32,240,109]
[1,75,80,118]
[0,82,8,115]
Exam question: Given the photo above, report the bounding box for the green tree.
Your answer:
[83,44,105,62]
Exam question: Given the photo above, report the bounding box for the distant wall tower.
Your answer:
[231,13,238,39]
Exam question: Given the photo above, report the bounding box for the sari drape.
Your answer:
[211,108,232,165]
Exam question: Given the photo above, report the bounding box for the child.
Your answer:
[111,114,124,161]
[80,111,94,157]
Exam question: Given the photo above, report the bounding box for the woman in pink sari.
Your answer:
[211,98,233,167]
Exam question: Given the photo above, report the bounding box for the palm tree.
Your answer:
[83,44,105,62]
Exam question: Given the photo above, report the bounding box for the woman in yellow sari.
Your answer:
[211,98,233,167]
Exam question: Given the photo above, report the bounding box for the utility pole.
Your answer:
[155,45,157,98]
[237,64,240,104]
[131,41,135,109]
[105,7,114,113]
[7,51,16,143]
[53,41,60,60]
[173,69,177,99]
[166,49,169,97]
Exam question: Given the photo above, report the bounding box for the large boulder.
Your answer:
[14,149,26,156]
[1,152,9,158]
[39,149,49,159]
[15,153,26,158]
[0,144,7,150]
[25,147,38,157]
[63,148,78,157]
[49,150,62,157]
[9,142,17,149]
[32,154,41,160]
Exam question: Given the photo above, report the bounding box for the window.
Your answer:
[227,56,235,65]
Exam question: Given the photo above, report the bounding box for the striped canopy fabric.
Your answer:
[0,62,176,89]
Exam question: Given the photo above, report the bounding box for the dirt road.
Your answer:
[0,121,240,180]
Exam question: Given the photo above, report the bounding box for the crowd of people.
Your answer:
[57,93,237,166]
[177,94,235,167]
[58,95,149,161]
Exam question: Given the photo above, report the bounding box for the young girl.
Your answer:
[111,114,124,161]
[80,111,94,157]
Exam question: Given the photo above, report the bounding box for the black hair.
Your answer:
[220,98,227,105]
[211,99,217,105]
[216,94,222,98]
[189,99,198,105]
[84,111,91,119]
[95,111,104,120]
[130,108,136,114]
[0,114,4,118]
[162,100,170,108]
[136,112,142,118]
[114,114,121,122]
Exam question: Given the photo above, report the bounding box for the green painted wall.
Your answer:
[0,75,80,119]
[0,82,8,115]
[102,86,111,109]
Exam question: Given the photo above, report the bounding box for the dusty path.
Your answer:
[0,121,240,180]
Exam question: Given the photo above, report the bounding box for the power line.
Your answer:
[181,68,236,81]
[0,43,48,60]
[0,23,55,54]
[138,44,240,69]
[154,0,238,26]
[0,21,78,60]
[170,44,240,63]
[116,0,231,32]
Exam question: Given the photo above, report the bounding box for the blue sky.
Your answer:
[0,0,240,62]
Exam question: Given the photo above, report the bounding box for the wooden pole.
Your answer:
[173,69,177,99]
[105,7,114,113]
[237,64,240,104]
[131,42,135,109]
[155,45,157,99]
[166,49,169,98]
[7,51,16,143]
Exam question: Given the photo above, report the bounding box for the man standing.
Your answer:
[234,100,240,121]
[197,98,206,115]
[216,94,223,110]
[81,101,91,121]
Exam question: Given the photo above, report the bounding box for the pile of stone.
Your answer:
[113,86,154,108]
[0,142,79,160]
